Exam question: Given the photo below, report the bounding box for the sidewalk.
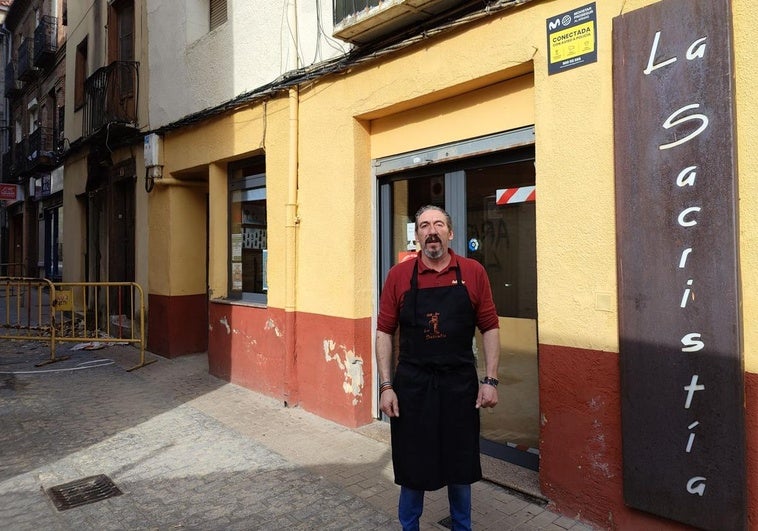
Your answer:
[0,340,594,530]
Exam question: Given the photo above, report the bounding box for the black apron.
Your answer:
[390,261,482,491]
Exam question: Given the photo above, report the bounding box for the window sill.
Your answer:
[210,298,267,309]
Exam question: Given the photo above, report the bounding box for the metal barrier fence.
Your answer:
[0,277,155,371]
[0,277,57,363]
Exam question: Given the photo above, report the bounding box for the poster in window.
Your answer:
[231,233,242,262]
[232,262,243,290]
[262,249,268,291]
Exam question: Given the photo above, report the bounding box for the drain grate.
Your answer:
[438,516,452,529]
[46,474,123,511]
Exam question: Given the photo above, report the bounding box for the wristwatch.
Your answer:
[480,376,499,387]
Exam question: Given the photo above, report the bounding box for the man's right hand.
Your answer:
[380,389,400,418]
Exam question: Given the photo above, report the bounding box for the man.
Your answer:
[376,205,500,531]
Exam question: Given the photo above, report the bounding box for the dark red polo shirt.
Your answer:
[377,249,499,335]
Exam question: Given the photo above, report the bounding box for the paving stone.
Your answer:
[0,341,592,530]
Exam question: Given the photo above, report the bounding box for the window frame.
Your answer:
[227,157,267,305]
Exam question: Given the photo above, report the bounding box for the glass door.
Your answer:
[377,128,538,470]
[466,161,539,470]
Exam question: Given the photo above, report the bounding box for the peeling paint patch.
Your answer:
[323,339,364,401]
[588,418,614,479]
[231,328,257,346]
[219,316,231,334]
[264,318,283,337]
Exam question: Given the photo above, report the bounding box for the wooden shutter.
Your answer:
[210,0,227,31]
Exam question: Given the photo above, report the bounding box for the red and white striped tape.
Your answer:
[496,186,535,205]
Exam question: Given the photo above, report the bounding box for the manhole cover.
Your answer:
[46,474,123,511]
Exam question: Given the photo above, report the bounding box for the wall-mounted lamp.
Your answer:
[144,133,164,193]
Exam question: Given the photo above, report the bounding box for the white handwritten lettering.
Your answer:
[644,31,677,74]
[678,248,692,268]
[684,375,705,409]
[680,279,694,308]
[687,476,707,496]
[686,421,700,453]
[681,333,704,352]
[660,105,709,150]
[678,207,701,227]
[677,166,698,187]
[686,38,707,60]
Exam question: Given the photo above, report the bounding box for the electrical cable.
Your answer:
[151,1,524,137]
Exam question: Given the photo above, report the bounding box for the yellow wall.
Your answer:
[62,153,87,282]
[155,0,758,370]
[733,0,758,372]
[153,99,291,306]
[370,74,535,159]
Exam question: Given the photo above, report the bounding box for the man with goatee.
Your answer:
[376,205,500,531]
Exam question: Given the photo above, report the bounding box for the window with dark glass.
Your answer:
[74,37,87,109]
[108,0,135,95]
[229,157,267,303]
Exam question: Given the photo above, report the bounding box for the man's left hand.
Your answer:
[476,384,498,408]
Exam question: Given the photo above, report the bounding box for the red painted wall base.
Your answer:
[207,303,374,428]
[147,293,208,358]
[539,343,756,529]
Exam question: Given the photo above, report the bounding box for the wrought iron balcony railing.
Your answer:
[18,37,38,82]
[82,61,139,139]
[27,127,57,171]
[4,62,22,96]
[34,15,58,69]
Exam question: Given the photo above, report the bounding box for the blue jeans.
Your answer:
[398,484,472,531]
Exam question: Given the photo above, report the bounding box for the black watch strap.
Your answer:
[480,376,499,387]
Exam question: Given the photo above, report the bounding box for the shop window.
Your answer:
[229,157,267,304]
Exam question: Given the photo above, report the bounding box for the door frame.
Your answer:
[374,125,538,468]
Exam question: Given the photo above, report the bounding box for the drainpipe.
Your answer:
[283,0,300,407]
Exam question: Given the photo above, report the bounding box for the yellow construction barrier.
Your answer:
[0,277,155,371]
[0,277,62,365]
[52,281,155,371]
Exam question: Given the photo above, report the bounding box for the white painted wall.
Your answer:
[147,0,350,128]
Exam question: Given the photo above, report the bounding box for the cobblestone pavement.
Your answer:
[0,340,595,530]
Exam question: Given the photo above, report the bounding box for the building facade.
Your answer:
[61,0,148,307]
[2,0,65,279]
[146,0,758,528]
[2,0,753,528]
[144,0,348,355]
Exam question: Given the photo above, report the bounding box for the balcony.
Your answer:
[82,61,140,139]
[4,62,22,97]
[333,0,473,44]
[18,37,38,81]
[27,127,58,172]
[34,15,58,70]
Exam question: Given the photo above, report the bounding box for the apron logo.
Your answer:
[424,312,447,340]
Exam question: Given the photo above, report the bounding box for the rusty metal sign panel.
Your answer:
[613,0,745,529]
